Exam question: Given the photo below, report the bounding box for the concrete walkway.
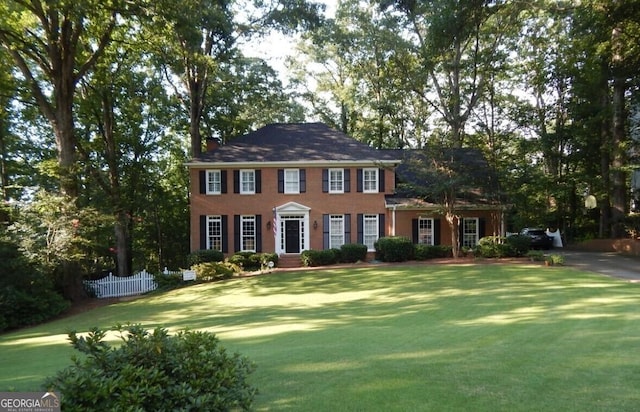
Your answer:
[559,250,640,282]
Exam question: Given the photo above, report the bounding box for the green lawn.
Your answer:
[1,263,639,411]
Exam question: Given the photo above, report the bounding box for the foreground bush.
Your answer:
[340,243,368,263]
[192,261,239,281]
[301,249,340,266]
[375,237,414,262]
[229,252,279,271]
[187,249,224,266]
[45,324,256,411]
[414,244,452,260]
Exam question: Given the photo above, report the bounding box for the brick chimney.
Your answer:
[206,137,221,152]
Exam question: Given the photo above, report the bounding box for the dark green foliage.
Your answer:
[414,244,452,260]
[44,324,256,411]
[192,262,238,281]
[0,238,69,332]
[476,236,529,258]
[301,249,340,267]
[153,271,184,290]
[505,235,531,256]
[229,252,279,271]
[187,249,224,266]
[340,243,368,263]
[374,237,414,262]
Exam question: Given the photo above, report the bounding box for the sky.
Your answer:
[241,0,337,82]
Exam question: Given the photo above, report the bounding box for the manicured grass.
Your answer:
[2,263,640,410]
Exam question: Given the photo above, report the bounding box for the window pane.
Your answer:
[284,169,299,193]
[463,218,478,248]
[207,216,222,251]
[241,170,255,193]
[363,214,378,250]
[363,169,378,192]
[207,171,221,194]
[329,215,344,248]
[241,216,256,251]
[329,169,343,192]
[418,218,433,245]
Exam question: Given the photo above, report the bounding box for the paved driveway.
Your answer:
[560,250,640,282]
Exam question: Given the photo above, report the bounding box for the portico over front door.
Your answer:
[275,202,311,255]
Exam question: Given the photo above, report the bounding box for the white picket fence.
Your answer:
[84,270,158,299]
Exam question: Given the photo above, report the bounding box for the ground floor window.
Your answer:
[462,218,479,248]
[418,218,434,245]
[241,215,256,251]
[363,214,379,250]
[329,215,345,249]
[206,215,222,251]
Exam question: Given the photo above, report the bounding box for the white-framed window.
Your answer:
[206,170,222,194]
[329,215,345,248]
[206,215,223,250]
[363,168,379,193]
[241,215,256,251]
[363,214,379,250]
[284,169,300,194]
[329,169,344,193]
[240,170,255,194]
[418,218,434,245]
[462,218,479,248]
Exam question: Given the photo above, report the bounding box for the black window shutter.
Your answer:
[278,169,284,193]
[412,218,418,244]
[479,218,486,238]
[357,213,363,244]
[458,219,464,246]
[322,169,328,192]
[222,215,228,253]
[256,215,262,252]
[200,215,207,249]
[221,170,227,193]
[356,169,363,192]
[300,169,306,193]
[378,214,385,238]
[323,214,330,249]
[199,171,206,194]
[344,169,350,192]
[345,214,351,244]
[234,215,240,252]
[255,170,261,193]
[379,169,385,192]
[233,170,240,193]
[434,218,441,245]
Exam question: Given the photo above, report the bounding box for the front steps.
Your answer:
[278,254,302,268]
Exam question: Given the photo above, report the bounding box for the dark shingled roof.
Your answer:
[194,123,400,163]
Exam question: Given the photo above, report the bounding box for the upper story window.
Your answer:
[240,170,255,194]
[363,214,379,250]
[363,168,379,193]
[206,170,222,194]
[329,169,344,193]
[418,218,434,245]
[284,169,300,194]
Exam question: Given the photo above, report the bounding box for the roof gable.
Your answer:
[194,123,399,164]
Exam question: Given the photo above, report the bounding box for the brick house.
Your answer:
[187,123,504,259]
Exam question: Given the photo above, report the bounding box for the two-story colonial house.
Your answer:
[187,123,504,261]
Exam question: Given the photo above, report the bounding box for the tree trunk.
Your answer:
[610,76,627,238]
